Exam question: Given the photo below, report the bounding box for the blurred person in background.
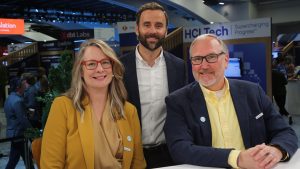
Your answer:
[284,57,295,80]
[23,73,41,129]
[4,77,34,169]
[34,67,48,93]
[275,56,287,79]
[272,61,293,125]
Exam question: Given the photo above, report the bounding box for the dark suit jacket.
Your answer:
[120,50,187,121]
[164,79,298,168]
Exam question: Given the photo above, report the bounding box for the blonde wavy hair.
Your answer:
[64,39,127,120]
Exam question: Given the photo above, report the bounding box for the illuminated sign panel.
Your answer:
[0,18,24,35]
[183,18,271,42]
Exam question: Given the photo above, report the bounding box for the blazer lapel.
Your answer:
[77,100,94,169]
[190,82,212,146]
[229,81,251,148]
[164,52,176,93]
[124,53,142,120]
[117,117,133,169]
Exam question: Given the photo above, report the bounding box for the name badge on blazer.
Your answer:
[124,147,131,152]
[255,112,264,119]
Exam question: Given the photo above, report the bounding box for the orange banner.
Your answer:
[0,18,24,35]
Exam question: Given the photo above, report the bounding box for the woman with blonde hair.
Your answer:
[40,39,146,169]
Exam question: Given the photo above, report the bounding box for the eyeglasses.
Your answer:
[190,52,225,65]
[81,59,112,70]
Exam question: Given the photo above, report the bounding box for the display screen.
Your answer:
[272,51,279,58]
[225,58,242,78]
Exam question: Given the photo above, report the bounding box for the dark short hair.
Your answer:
[136,2,168,26]
[9,77,23,92]
[22,73,36,85]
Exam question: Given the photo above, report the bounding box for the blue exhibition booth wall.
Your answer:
[228,43,266,87]
[183,18,272,96]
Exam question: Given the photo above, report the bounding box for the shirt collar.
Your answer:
[135,45,163,66]
[200,77,230,99]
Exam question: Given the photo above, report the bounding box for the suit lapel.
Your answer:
[164,52,176,93]
[190,82,212,146]
[124,53,141,120]
[77,101,94,169]
[229,80,251,148]
[117,117,133,169]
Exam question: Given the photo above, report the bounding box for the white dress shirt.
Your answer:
[135,48,169,145]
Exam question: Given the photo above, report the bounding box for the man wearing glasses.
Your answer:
[164,34,298,169]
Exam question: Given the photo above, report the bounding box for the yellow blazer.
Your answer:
[40,96,146,169]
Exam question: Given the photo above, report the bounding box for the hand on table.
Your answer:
[238,143,282,169]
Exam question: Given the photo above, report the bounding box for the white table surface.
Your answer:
[157,149,300,169]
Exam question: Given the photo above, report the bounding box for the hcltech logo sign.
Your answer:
[183,18,271,42]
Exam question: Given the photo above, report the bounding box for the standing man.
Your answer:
[4,78,34,169]
[120,2,186,168]
[272,62,293,125]
[23,73,40,129]
[164,34,298,169]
